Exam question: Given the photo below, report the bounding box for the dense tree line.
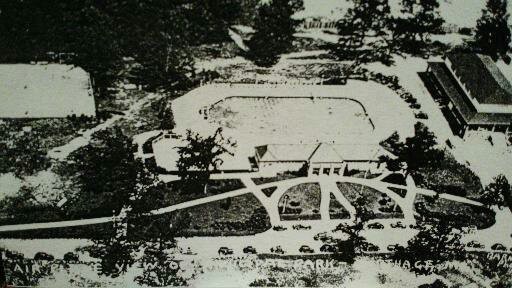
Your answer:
[0,0,250,92]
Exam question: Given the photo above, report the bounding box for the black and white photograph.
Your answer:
[1,0,512,287]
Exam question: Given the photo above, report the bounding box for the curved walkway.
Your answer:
[0,174,486,233]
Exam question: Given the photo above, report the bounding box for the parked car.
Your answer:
[182,247,197,255]
[409,224,421,229]
[218,247,234,255]
[270,246,285,254]
[361,243,379,252]
[414,111,428,119]
[243,246,257,254]
[386,244,402,252]
[390,221,406,229]
[34,252,55,262]
[320,244,338,253]
[299,245,314,253]
[314,232,334,242]
[466,241,485,249]
[63,252,79,263]
[273,225,287,231]
[491,243,507,251]
[367,222,384,229]
[293,224,311,230]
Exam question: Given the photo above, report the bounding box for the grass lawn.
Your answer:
[261,186,278,197]
[278,183,321,221]
[329,193,350,220]
[413,194,495,229]
[387,187,408,198]
[155,179,245,209]
[252,173,300,185]
[174,193,270,236]
[0,222,114,239]
[382,173,407,185]
[336,182,404,219]
[413,153,483,199]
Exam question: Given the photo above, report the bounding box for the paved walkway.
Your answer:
[0,174,486,233]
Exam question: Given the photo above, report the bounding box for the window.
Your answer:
[333,168,340,175]
[312,168,320,175]
[323,168,330,175]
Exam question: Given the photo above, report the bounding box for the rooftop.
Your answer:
[447,53,512,105]
[0,64,96,118]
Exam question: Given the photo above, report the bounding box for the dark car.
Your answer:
[314,232,334,243]
[299,245,314,253]
[361,243,379,252]
[270,246,285,254]
[34,252,55,262]
[367,222,384,229]
[466,241,485,249]
[491,243,507,251]
[243,246,257,254]
[320,244,338,253]
[63,252,79,263]
[293,224,311,230]
[218,247,234,255]
[386,244,401,252]
[273,225,287,231]
[390,221,406,229]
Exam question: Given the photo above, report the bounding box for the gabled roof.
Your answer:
[309,143,343,163]
[256,143,392,163]
[447,53,512,105]
[428,61,512,125]
[257,144,317,162]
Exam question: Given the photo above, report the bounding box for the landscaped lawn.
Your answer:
[252,172,300,185]
[413,153,484,199]
[336,182,404,219]
[155,179,245,209]
[329,193,350,220]
[413,194,496,229]
[173,193,271,236]
[278,183,321,221]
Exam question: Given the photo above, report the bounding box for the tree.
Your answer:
[393,0,444,54]
[176,128,236,193]
[79,219,139,278]
[329,0,393,66]
[380,122,444,177]
[246,0,303,67]
[394,217,465,274]
[332,195,374,261]
[68,126,139,218]
[474,0,511,62]
[480,174,511,209]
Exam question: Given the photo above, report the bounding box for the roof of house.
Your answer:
[256,143,393,163]
[428,61,512,125]
[0,64,96,118]
[447,53,512,105]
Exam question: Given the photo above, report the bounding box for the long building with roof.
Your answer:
[426,53,512,136]
[254,142,395,176]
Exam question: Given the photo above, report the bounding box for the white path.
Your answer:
[0,175,486,233]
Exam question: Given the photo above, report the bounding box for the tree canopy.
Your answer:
[380,122,444,177]
[474,0,511,62]
[246,0,304,67]
[176,128,236,193]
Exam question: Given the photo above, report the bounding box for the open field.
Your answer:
[208,96,374,143]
